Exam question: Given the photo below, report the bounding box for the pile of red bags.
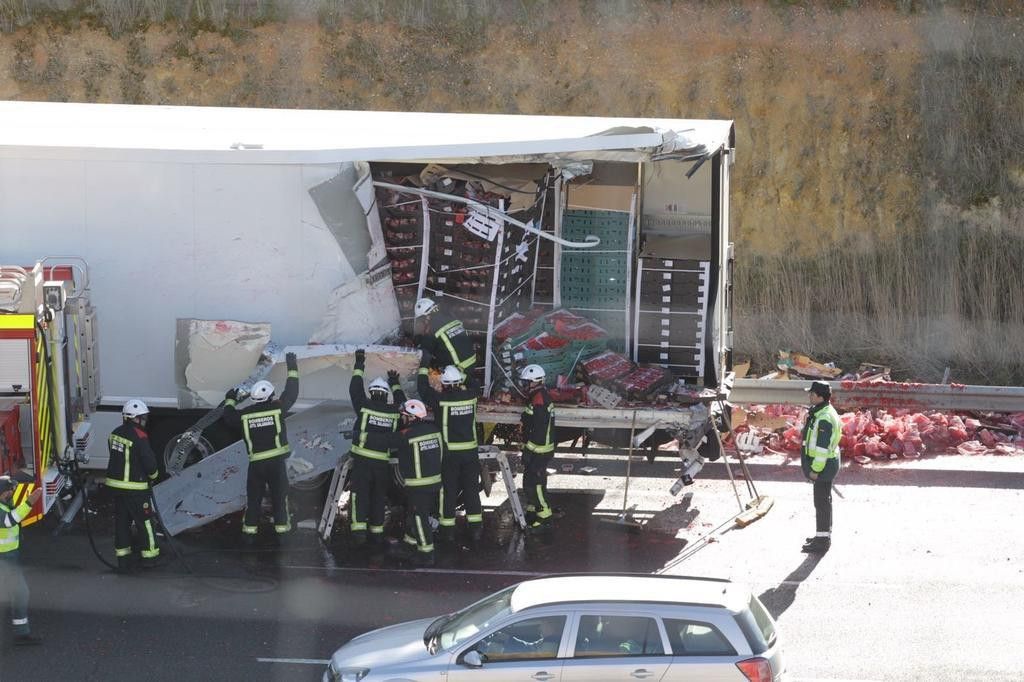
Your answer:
[742,405,1024,460]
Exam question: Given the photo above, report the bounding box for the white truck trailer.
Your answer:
[0,101,735,528]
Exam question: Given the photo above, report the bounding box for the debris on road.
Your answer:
[733,404,1024,459]
[776,350,843,379]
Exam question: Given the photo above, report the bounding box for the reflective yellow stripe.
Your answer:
[0,502,22,552]
[353,368,364,377]
[405,475,442,487]
[436,320,472,368]
[142,520,157,555]
[105,479,150,491]
[287,370,299,378]
[242,409,288,460]
[440,398,477,450]
[350,447,390,461]
[249,445,290,462]
[0,314,34,329]
[353,408,398,459]
[109,433,134,486]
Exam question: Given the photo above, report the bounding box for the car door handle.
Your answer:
[531,673,556,681]
[631,670,655,679]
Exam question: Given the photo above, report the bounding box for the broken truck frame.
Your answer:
[2,101,740,533]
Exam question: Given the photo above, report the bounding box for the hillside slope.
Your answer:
[1,0,1022,382]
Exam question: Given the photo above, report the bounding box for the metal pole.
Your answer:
[718,399,759,499]
[715,430,745,513]
[621,410,638,516]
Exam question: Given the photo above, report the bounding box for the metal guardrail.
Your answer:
[477,402,712,430]
[730,378,1024,413]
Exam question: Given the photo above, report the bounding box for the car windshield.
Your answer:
[435,586,515,651]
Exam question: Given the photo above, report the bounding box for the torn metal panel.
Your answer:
[153,401,354,536]
[178,332,419,407]
[263,343,421,405]
[308,268,402,345]
[354,161,392,270]
[175,319,271,409]
[308,163,372,275]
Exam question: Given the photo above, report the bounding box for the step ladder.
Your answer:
[317,445,526,542]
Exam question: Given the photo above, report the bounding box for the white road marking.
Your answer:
[257,657,330,665]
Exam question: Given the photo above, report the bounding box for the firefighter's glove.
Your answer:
[354,348,366,370]
[224,388,239,402]
[809,471,819,482]
[419,348,432,368]
[387,370,401,386]
[285,352,298,371]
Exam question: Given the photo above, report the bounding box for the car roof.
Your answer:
[510,574,749,614]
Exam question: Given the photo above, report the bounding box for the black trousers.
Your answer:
[404,486,438,554]
[813,478,832,533]
[439,449,482,528]
[350,456,390,537]
[243,456,290,534]
[522,451,553,519]
[112,491,159,559]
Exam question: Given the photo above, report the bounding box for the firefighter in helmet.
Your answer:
[519,364,556,530]
[414,297,477,373]
[105,398,161,570]
[222,352,299,542]
[347,349,405,548]
[365,398,443,566]
[417,349,483,546]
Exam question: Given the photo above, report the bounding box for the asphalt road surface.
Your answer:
[1,449,1021,681]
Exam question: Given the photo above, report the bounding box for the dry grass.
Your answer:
[735,210,1024,384]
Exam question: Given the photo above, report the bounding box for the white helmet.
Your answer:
[414,297,439,318]
[402,399,428,420]
[122,399,149,419]
[368,377,391,397]
[520,364,546,383]
[440,365,464,386]
[250,380,275,402]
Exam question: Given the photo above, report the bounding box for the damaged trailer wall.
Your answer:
[0,157,400,404]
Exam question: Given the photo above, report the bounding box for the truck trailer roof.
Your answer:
[0,100,733,165]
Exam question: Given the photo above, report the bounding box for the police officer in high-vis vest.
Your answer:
[366,399,443,566]
[417,349,482,545]
[414,297,477,372]
[348,348,405,548]
[0,475,43,645]
[106,399,161,570]
[801,380,842,553]
[519,364,556,530]
[222,352,299,542]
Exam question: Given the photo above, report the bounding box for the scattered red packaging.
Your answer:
[747,405,1024,459]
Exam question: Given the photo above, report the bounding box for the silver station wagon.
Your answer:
[325,573,786,682]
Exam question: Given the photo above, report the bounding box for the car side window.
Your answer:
[473,615,566,662]
[664,619,737,656]
[573,615,665,657]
